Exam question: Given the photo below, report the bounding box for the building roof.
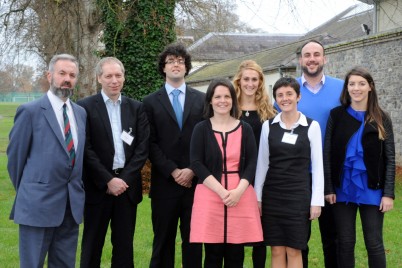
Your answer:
[187,4,373,83]
[187,33,302,61]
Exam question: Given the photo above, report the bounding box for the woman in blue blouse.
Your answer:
[324,67,395,267]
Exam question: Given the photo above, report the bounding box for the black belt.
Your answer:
[113,168,123,175]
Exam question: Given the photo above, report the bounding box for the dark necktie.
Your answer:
[63,104,76,166]
[172,89,183,129]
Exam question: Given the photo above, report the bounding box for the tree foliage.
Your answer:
[175,0,257,41]
[98,0,176,100]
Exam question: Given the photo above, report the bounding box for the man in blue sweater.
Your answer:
[298,40,343,268]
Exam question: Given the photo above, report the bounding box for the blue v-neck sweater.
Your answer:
[296,76,344,142]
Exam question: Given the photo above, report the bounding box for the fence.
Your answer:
[0,92,44,103]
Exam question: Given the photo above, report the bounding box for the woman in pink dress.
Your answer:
[190,78,263,267]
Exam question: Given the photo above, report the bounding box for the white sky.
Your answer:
[236,0,369,34]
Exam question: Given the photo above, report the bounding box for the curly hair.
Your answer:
[157,43,192,78]
[233,60,276,122]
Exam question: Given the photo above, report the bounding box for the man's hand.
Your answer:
[172,168,194,188]
[107,177,129,196]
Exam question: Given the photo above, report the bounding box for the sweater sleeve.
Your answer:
[240,123,257,184]
[190,122,213,182]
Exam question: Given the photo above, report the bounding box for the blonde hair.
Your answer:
[233,60,276,122]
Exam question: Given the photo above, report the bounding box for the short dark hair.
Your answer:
[297,39,325,56]
[272,77,300,99]
[157,43,192,77]
[204,78,240,119]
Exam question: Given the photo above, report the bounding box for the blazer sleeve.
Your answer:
[382,114,395,199]
[323,111,335,195]
[240,122,257,184]
[190,122,213,182]
[119,103,150,184]
[7,105,33,190]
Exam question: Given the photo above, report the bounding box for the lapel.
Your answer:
[157,87,180,127]
[41,95,69,156]
[183,86,196,127]
[94,93,114,146]
[70,102,85,152]
[120,96,130,153]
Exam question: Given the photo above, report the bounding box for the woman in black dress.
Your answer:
[233,60,276,268]
[254,77,324,268]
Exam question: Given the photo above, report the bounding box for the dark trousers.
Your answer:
[19,202,78,268]
[204,243,244,268]
[302,201,338,268]
[80,193,137,268]
[149,192,202,268]
[252,244,267,268]
[333,202,385,268]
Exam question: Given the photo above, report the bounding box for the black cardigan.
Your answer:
[190,119,257,185]
[323,106,395,199]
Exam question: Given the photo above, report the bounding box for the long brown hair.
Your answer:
[233,60,276,122]
[340,66,386,139]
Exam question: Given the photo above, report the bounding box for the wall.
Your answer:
[319,29,402,165]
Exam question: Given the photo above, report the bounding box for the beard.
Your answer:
[302,64,324,77]
[50,80,74,99]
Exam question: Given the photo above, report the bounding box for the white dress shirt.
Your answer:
[47,90,78,149]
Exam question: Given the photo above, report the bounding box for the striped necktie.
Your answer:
[63,104,76,167]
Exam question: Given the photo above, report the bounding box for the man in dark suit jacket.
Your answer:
[7,54,86,268]
[78,57,149,267]
[143,43,204,268]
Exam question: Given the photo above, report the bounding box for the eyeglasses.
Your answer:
[165,59,185,65]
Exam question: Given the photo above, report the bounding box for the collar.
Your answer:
[272,112,309,127]
[101,90,121,104]
[47,90,71,111]
[301,73,326,86]
[165,82,186,95]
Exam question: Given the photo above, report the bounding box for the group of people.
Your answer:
[7,39,395,268]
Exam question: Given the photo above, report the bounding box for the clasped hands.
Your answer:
[219,188,242,208]
[106,177,128,196]
[172,168,194,188]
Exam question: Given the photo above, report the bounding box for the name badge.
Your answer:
[121,128,134,145]
[282,132,298,145]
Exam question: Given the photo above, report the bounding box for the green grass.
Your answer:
[0,102,401,267]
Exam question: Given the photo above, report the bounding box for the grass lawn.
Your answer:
[0,102,401,267]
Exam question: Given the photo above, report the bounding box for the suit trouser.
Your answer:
[149,192,202,268]
[80,192,137,268]
[302,201,338,268]
[19,202,79,268]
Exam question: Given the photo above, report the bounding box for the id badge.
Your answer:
[121,128,134,145]
[282,132,298,145]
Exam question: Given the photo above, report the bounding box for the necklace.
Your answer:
[245,111,249,117]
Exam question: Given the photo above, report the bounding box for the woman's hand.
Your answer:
[309,206,321,220]
[325,194,336,204]
[223,188,242,207]
[380,196,394,213]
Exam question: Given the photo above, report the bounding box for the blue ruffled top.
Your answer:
[335,106,382,206]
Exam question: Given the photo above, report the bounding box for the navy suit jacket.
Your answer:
[7,94,87,227]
